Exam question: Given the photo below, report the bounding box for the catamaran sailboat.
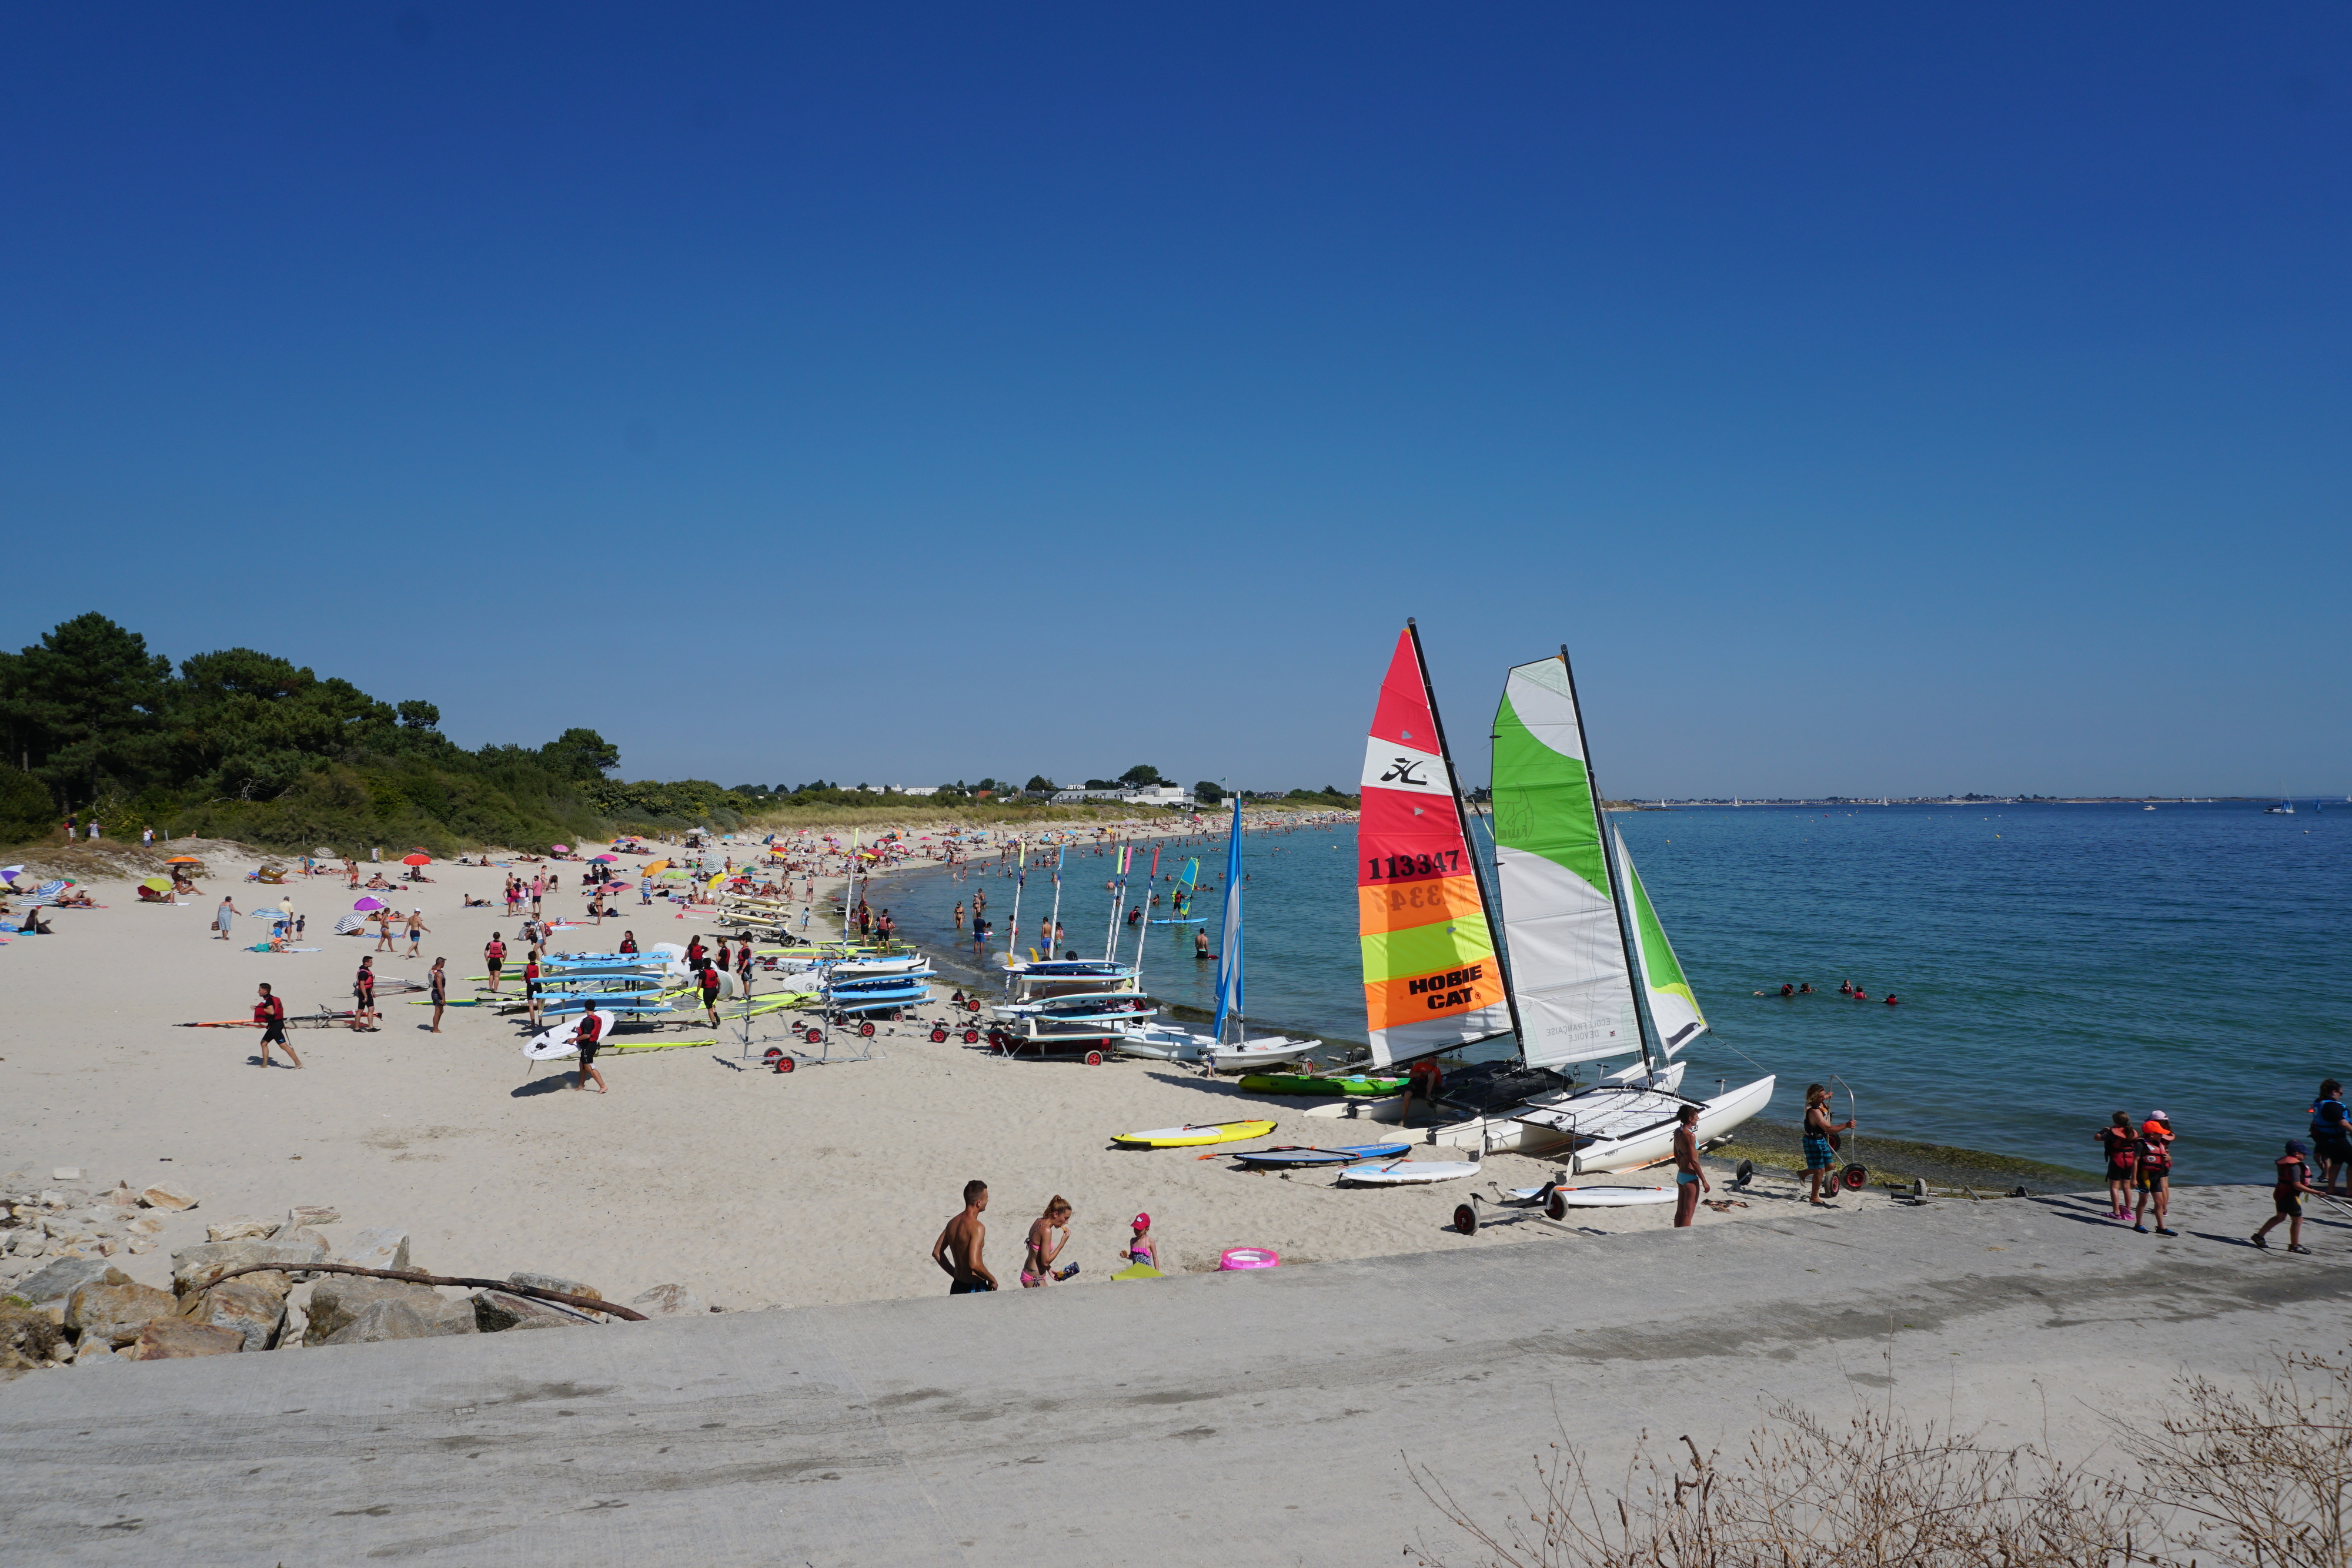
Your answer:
[1355,624,1773,1169]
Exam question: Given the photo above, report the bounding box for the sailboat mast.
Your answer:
[1408,619,1526,1052]
[1552,646,1656,1081]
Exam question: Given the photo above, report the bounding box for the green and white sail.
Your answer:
[1490,656,1639,1070]
[1614,827,1706,1057]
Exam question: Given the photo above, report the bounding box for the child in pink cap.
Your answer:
[1121,1213,1157,1270]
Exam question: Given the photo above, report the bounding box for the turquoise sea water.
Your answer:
[874,803,2348,1180]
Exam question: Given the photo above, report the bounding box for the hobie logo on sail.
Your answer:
[1362,737,1445,793]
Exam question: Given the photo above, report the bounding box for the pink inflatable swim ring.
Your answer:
[1218,1248,1280,1271]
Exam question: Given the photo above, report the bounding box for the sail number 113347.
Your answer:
[1367,851,1459,880]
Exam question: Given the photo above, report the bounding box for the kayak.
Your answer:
[1111,1120,1278,1149]
[1239,1072,1405,1097]
[1232,1142,1411,1168]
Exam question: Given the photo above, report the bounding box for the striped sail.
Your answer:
[1360,626,1512,1068]
[1615,827,1707,1057]
[1491,656,1639,1069]
[1212,804,1245,1042]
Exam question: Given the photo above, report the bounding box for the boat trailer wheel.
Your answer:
[804,1028,824,1045]
[858,1020,876,1038]
[1453,1203,1478,1236]
[1084,1049,1104,1066]
[930,1027,948,1042]
[1840,1164,1868,1192]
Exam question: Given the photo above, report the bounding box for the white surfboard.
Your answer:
[1338,1159,1483,1186]
[523,1010,614,1061]
[1509,1184,1676,1208]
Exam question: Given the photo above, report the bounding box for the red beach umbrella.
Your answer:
[401,853,432,867]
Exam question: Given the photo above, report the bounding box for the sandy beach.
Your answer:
[1,823,1762,1319]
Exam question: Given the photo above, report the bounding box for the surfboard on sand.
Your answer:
[1111,1120,1278,1149]
[1337,1159,1482,1186]
[1232,1142,1410,1168]
[1110,1262,1164,1281]
[1507,1183,1675,1207]
[523,1011,615,1060]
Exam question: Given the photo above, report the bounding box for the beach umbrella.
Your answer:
[401,853,432,866]
[36,879,68,897]
[332,913,368,934]
[658,869,690,881]
[165,855,201,865]
[550,844,570,854]
[0,865,21,882]
[313,847,335,857]
[589,854,617,862]
[141,876,171,891]
[353,897,387,912]
[642,860,670,875]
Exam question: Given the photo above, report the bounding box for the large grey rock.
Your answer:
[72,1339,128,1368]
[181,1275,288,1352]
[303,1276,437,1345]
[138,1182,198,1211]
[507,1271,600,1302]
[331,1228,410,1273]
[133,1318,243,1360]
[321,1294,477,1345]
[8,1229,46,1258]
[169,1239,325,1294]
[473,1290,597,1333]
[6,1256,112,1316]
[628,1282,705,1318]
[65,1271,177,1348]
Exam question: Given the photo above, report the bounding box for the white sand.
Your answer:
[2,836,1788,1313]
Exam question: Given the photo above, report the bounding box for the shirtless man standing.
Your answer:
[931,1179,997,1294]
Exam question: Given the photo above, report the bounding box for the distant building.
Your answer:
[1048,784,1195,807]
[891,785,940,796]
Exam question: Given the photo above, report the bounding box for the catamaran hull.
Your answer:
[1424,1068,1774,1169]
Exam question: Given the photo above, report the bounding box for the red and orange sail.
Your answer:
[1358,625,1514,1067]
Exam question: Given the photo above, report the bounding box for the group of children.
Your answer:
[2092,1080,2350,1255]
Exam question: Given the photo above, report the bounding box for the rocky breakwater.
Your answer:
[1,1183,713,1378]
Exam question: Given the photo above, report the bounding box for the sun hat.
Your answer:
[1131,1212,1150,1230]
[2149,1110,2169,1120]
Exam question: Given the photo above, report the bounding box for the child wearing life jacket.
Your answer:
[2252,1140,2320,1254]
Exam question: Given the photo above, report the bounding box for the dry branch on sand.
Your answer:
[1410,1351,2351,1568]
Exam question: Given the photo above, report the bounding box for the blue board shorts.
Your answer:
[1803,1133,1834,1171]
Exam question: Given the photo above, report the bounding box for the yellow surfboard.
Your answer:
[1111,1120,1278,1149]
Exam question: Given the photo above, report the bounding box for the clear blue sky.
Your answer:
[4,5,2346,798]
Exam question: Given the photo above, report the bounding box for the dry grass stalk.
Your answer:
[1412,1352,2352,1568]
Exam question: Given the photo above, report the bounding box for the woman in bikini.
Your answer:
[1020,1196,1074,1287]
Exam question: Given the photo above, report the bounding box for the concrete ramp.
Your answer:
[3,1188,2342,1565]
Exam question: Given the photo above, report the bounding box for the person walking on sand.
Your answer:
[214,895,239,940]
[2134,1111,2176,1236]
[2094,1111,2140,1219]
[933,1179,997,1293]
[1672,1105,1708,1227]
[1021,1196,1077,1287]
[570,1008,607,1094]
[2252,1139,2321,1254]
[253,982,302,1069]
[699,959,723,1028]
[403,909,428,958]
[484,933,507,994]
[1802,1084,1855,1206]
[523,952,544,1027]
[427,956,448,1033]
[352,955,378,1031]
[373,909,396,952]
